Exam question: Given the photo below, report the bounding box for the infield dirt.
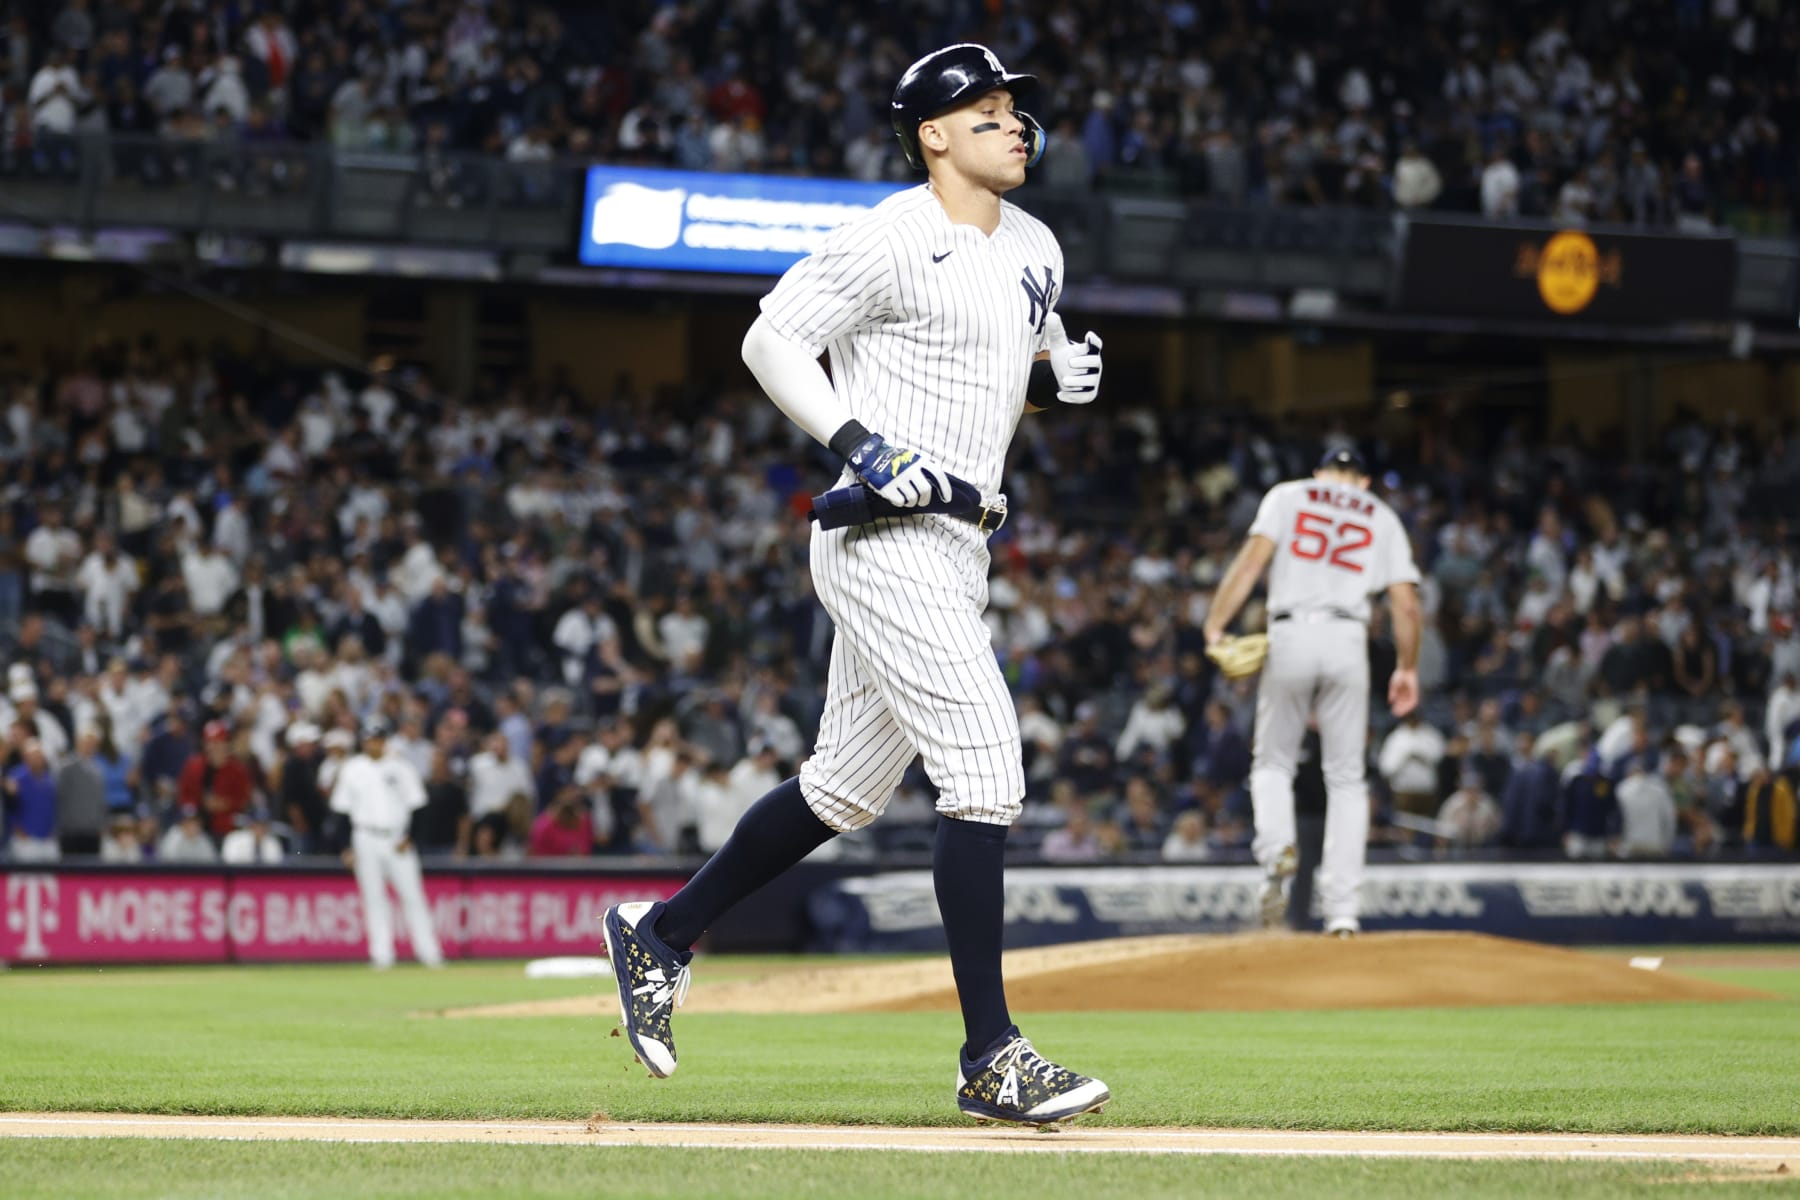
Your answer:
[438,932,1768,1020]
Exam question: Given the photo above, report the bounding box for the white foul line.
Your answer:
[1,1115,1795,1164]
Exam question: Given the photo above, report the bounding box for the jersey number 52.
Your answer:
[1291,512,1370,573]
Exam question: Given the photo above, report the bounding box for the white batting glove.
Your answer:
[1044,311,1103,405]
[846,434,954,509]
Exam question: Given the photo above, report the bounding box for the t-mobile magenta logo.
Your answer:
[5,874,60,960]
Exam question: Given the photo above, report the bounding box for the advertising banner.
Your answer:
[462,874,682,959]
[2,871,228,963]
[578,165,906,274]
[809,863,1800,952]
[1394,218,1736,325]
[227,872,465,963]
[1,869,685,965]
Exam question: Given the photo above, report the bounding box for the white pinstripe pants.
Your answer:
[799,515,1024,829]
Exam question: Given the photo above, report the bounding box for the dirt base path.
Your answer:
[1,1113,1796,1167]
[439,932,1768,1021]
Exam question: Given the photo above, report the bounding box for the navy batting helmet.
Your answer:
[1318,446,1370,475]
[891,44,1045,171]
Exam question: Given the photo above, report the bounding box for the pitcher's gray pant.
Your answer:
[1249,619,1370,931]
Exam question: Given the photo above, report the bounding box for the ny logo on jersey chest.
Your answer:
[1020,266,1056,335]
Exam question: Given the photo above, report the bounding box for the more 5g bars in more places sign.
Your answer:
[579,166,906,274]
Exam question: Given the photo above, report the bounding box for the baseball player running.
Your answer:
[603,44,1110,1127]
[331,716,444,968]
[1203,449,1422,936]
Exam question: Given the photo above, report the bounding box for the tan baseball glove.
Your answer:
[1206,633,1269,679]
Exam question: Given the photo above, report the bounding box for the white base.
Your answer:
[525,956,614,980]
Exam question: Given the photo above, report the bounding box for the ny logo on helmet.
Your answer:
[1020,266,1057,335]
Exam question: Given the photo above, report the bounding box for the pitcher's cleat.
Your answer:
[956,1028,1110,1127]
[1259,843,1299,929]
[1325,919,1360,939]
[601,901,692,1079]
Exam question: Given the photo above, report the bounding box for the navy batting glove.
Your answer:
[845,432,954,509]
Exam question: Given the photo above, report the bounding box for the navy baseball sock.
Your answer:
[652,777,836,953]
[934,815,1013,1060]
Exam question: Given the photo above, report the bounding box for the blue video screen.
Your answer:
[578,166,908,275]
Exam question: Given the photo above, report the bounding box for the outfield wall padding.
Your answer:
[809,863,1800,952]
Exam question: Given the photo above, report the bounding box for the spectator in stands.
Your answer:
[27,45,81,142]
[1615,753,1678,858]
[24,505,81,626]
[9,679,68,765]
[1740,765,1796,854]
[221,804,284,863]
[1190,701,1249,790]
[635,724,695,854]
[1041,799,1102,863]
[181,541,238,629]
[1766,673,1800,767]
[1380,710,1445,818]
[75,531,136,640]
[1057,702,1114,796]
[415,749,471,859]
[1116,776,1168,853]
[157,803,216,863]
[4,736,58,860]
[467,731,533,856]
[138,706,193,810]
[99,810,143,862]
[705,739,776,854]
[54,727,107,856]
[178,719,252,844]
[1115,683,1185,763]
[1499,733,1561,851]
[745,691,802,764]
[1465,723,1513,799]
[1480,142,1521,219]
[1437,768,1502,850]
[1161,809,1211,862]
[1561,750,1616,860]
[277,721,325,853]
[527,786,593,858]
[90,714,133,817]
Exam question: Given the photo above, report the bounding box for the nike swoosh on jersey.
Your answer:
[932,250,953,263]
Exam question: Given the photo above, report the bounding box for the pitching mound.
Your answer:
[439,933,1766,1021]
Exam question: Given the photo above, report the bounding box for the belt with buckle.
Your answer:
[949,500,1008,534]
[1271,608,1360,624]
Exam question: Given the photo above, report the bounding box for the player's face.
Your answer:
[928,89,1029,190]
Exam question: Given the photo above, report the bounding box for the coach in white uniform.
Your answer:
[331,716,443,968]
[1204,448,1423,936]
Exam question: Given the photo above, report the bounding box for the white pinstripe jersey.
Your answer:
[759,183,1064,497]
[1248,479,1421,621]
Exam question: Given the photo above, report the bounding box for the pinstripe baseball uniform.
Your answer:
[330,749,443,968]
[1246,478,1420,929]
[759,183,1063,829]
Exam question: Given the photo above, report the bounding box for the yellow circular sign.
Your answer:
[1536,230,1601,315]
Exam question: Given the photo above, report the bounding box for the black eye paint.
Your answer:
[970,122,1001,133]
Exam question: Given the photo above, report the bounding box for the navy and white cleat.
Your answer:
[956,1028,1110,1127]
[601,901,692,1079]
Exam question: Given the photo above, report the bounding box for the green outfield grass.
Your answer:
[1,956,1797,1135]
[6,1139,1790,1200]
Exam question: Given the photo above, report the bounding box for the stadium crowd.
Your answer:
[1,2,1796,230]
[1,334,1799,866]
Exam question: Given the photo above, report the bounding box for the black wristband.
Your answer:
[1028,357,1059,408]
[829,418,874,459]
